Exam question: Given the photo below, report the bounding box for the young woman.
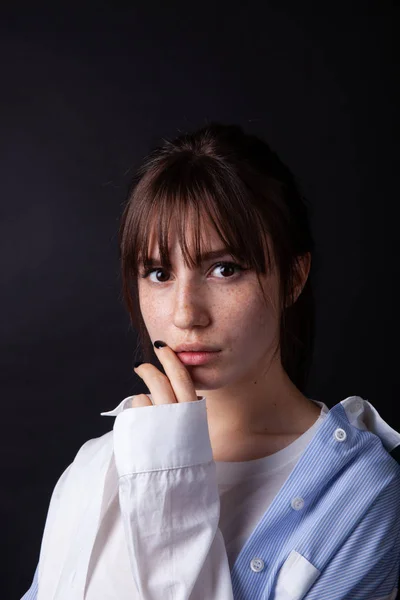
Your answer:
[22,123,400,599]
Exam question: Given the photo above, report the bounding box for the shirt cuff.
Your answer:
[112,397,213,476]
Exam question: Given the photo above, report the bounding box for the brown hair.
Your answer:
[118,122,316,393]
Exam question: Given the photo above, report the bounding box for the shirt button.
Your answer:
[334,427,347,442]
[291,496,304,510]
[250,558,265,572]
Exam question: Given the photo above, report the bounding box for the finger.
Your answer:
[153,340,199,404]
[131,394,153,408]
[133,362,177,405]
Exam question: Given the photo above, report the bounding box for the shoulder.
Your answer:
[69,429,114,478]
[51,397,134,494]
[337,396,400,470]
[74,429,113,461]
[323,396,400,518]
[49,429,114,501]
[300,397,400,523]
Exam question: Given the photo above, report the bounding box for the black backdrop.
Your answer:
[1,3,399,598]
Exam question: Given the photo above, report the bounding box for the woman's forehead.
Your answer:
[145,220,223,256]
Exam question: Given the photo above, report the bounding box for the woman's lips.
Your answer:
[176,351,221,365]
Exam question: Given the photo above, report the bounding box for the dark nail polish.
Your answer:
[154,340,167,349]
[134,361,143,368]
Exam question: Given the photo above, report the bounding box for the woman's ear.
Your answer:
[290,252,311,306]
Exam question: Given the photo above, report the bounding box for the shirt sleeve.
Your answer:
[303,467,400,600]
[112,397,235,600]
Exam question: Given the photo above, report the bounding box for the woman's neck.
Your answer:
[198,360,321,462]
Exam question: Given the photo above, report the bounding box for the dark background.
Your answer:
[1,2,399,598]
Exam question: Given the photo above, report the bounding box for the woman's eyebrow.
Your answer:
[144,248,230,266]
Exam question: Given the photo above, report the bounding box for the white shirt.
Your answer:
[22,395,400,599]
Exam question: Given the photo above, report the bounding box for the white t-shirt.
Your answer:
[216,403,329,570]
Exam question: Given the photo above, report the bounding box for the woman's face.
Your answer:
[137,217,282,392]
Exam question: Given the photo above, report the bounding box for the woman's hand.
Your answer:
[132,340,203,407]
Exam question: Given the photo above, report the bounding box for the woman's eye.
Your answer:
[139,261,245,283]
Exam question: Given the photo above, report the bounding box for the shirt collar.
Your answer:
[100,394,400,454]
[340,395,400,453]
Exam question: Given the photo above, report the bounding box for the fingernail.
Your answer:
[154,340,167,349]
[134,361,143,368]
